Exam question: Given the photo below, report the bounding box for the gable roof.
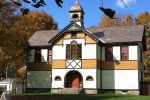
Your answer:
[48,22,100,44]
[28,24,145,46]
[87,25,145,43]
[29,30,60,46]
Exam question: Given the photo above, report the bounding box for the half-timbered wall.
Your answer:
[26,71,51,88]
[52,37,97,68]
[102,70,138,89]
[52,69,96,88]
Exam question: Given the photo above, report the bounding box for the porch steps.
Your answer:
[60,88,83,94]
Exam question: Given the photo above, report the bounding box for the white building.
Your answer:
[26,0,146,95]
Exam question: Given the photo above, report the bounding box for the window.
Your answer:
[105,46,113,61]
[66,41,82,59]
[35,49,41,62]
[48,49,52,62]
[86,76,93,81]
[121,46,128,60]
[54,76,61,81]
[72,14,78,18]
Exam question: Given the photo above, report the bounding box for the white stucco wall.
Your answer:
[52,69,96,88]
[102,70,138,89]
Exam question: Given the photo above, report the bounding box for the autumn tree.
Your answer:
[0,0,20,78]
[0,10,58,79]
[98,14,116,28]
[98,13,134,28]
[119,14,134,26]
[135,11,150,81]
[16,67,26,94]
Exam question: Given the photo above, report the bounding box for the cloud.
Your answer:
[116,0,136,8]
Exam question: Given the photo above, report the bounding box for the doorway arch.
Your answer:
[64,70,83,88]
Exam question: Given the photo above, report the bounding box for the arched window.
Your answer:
[66,40,82,60]
[86,76,94,81]
[54,76,61,81]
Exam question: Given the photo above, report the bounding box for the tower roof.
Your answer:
[70,0,84,13]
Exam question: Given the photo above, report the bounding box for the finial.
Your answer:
[75,0,79,4]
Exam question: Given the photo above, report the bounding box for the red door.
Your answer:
[72,74,79,88]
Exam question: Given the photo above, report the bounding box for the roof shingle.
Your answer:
[87,25,144,43]
[28,25,144,46]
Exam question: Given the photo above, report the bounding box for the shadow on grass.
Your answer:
[11,93,147,100]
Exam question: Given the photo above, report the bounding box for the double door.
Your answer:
[65,72,82,88]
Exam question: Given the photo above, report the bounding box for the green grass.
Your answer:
[11,93,150,100]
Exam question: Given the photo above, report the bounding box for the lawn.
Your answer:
[11,93,150,100]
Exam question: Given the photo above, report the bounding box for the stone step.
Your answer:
[61,88,83,94]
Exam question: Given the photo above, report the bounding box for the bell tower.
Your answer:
[70,0,85,27]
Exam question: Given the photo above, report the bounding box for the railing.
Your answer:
[58,84,65,94]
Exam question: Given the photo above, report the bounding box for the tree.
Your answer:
[119,14,134,26]
[16,67,26,95]
[0,10,58,79]
[0,0,19,78]
[98,13,134,27]
[98,14,116,28]
[135,11,150,82]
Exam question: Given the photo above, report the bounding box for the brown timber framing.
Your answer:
[102,61,138,70]
[27,62,52,70]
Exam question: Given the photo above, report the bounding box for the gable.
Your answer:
[53,31,97,45]
[50,22,99,45]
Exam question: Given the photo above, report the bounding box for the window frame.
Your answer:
[54,76,62,81]
[48,49,52,63]
[66,41,82,60]
[86,76,94,81]
[121,46,128,60]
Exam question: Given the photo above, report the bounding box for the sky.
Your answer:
[26,0,150,29]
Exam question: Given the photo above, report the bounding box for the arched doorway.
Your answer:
[64,70,83,88]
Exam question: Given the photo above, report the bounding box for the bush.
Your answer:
[11,88,16,94]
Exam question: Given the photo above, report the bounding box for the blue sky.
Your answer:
[26,0,150,29]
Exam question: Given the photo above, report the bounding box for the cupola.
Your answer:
[70,0,85,27]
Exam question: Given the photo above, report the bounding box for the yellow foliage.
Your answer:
[0,10,58,73]
[16,67,26,79]
[98,15,115,28]
[98,14,134,28]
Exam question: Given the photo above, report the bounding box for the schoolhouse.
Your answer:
[26,0,146,95]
